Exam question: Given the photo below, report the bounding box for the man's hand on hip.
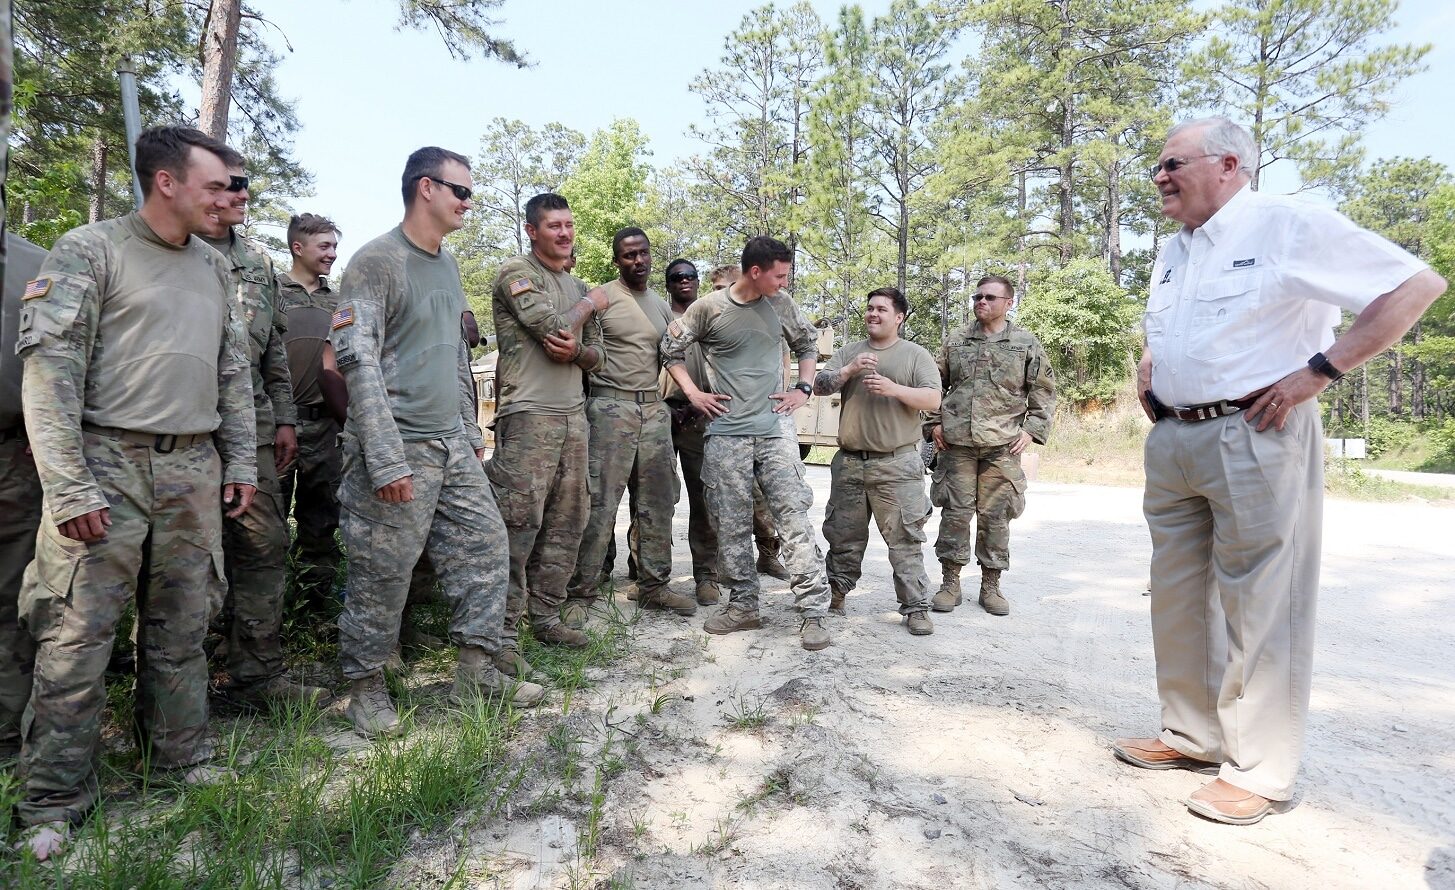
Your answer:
[1245,367,1328,433]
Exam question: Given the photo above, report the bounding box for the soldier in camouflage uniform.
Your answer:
[278,213,344,612]
[1,233,48,768]
[928,274,1055,616]
[15,127,257,859]
[815,287,942,634]
[201,159,329,708]
[566,228,694,618]
[331,147,543,738]
[487,193,607,665]
[661,236,834,651]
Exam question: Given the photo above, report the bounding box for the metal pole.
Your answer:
[116,56,144,209]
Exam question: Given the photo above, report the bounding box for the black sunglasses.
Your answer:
[226,174,250,193]
[1147,154,1219,180]
[668,272,699,282]
[421,175,473,201]
[971,293,1002,303]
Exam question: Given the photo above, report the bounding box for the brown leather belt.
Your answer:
[592,385,661,404]
[840,444,917,460]
[1154,388,1267,423]
[82,423,211,453]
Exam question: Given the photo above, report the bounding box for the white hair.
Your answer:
[1168,116,1256,176]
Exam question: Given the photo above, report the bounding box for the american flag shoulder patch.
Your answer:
[331,306,355,329]
[22,278,52,301]
[508,277,533,298]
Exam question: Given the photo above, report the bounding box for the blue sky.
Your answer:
[250,0,1455,267]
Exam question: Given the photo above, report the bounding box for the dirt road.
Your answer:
[478,469,1454,890]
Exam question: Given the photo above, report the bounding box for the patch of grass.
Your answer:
[735,768,791,814]
[722,690,769,731]
[1037,394,1150,487]
[1323,458,1451,502]
[691,814,742,856]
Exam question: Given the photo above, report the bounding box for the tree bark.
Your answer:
[88,134,108,223]
[198,0,243,140]
[1107,140,1123,286]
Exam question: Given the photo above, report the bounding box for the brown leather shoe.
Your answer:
[1112,737,1218,772]
[1186,779,1273,825]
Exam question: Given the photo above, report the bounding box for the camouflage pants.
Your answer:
[930,443,1026,570]
[485,411,589,643]
[281,414,342,605]
[569,397,676,604]
[221,444,289,685]
[823,449,931,612]
[613,408,777,584]
[337,434,507,678]
[18,434,224,826]
[0,435,43,759]
[703,433,830,616]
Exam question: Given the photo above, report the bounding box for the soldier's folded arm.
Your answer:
[495,262,602,345]
[330,284,410,489]
[214,282,259,490]
[17,244,111,524]
[1022,340,1056,445]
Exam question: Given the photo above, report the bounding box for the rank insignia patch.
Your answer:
[331,306,355,329]
[23,278,52,300]
[508,277,532,298]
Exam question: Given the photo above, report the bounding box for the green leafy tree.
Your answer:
[558,119,652,286]
[1017,258,1141,406]
[1181,0,1429,193]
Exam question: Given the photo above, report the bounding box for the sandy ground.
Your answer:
[470,466,1455,890]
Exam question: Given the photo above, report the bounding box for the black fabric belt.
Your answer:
[82,423,211,453]
[1153,388,1267,423]
[592,385,661,404]
[840,444,917,460]
[296,404,326,422]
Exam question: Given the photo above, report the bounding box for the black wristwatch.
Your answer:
[1308,351,1344,382]
[794,382,813,397]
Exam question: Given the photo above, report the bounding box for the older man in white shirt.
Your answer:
[1114,116,1446,825]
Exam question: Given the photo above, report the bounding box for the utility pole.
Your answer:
[116,56,144,209]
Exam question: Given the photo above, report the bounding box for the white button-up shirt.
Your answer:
[1144,185,1426,406]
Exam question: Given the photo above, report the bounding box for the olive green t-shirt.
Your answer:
[661,290,817,438]
[827,337,940,452]
[660,301,712,401]
[591,279,673,393]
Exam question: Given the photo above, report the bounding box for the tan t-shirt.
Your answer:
[590,279,673,392]
[827,337,940,452]
[491,252,601,418]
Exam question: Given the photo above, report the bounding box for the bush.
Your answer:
[1362,416,1419,459]
[1017,259,1141,408]
[1423,417,1455,472]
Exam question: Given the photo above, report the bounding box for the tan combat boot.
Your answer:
[800,617,832,651]
[561,601,590,629]
[695,580,721,606]
[639,586,698,616]
[828,585,848,616]
[346,673,402,738]
[702,605,763,635]
[258,675,334,708]
[492,647,533,679]
[452,646,545,708]
[904,610,934,636]
[931,561,963,612]
[756,547,791,581]
[979,568,1009,616]
[535,621,590,649]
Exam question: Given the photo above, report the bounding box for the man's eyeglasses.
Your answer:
[226,175,250,193]
[971,293,1003,303]
[668,272,699,283]
[418,175,473,201]
[1148,154,1220,180]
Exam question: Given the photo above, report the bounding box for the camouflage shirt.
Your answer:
[660,289,817,438]
[16,212,256,524]
[491,251,604,419]
[276,271,333,408]
[201,231,296,445]
[330,226,483,490]
[932,319,1055,448]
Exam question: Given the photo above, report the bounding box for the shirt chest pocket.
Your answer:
[1187,272,1260,361]
[989,344,1027,390]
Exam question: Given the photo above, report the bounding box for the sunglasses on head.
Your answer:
[226,174,249,193]
[668,271,698,282]
[422,175,473,201]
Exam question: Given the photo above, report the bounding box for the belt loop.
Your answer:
[154,434,178,454]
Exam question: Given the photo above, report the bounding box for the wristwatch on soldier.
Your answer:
[794,381,813,397]
[1307,351,1344,382]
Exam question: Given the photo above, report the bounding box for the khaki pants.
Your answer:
[823,449,931,612]
[1143,400,1322,801]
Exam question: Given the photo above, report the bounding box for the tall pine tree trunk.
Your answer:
[1016,170,1028,293]
[1107,147,1123,285]
[199,0,243,140]
[88,134,108,223]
